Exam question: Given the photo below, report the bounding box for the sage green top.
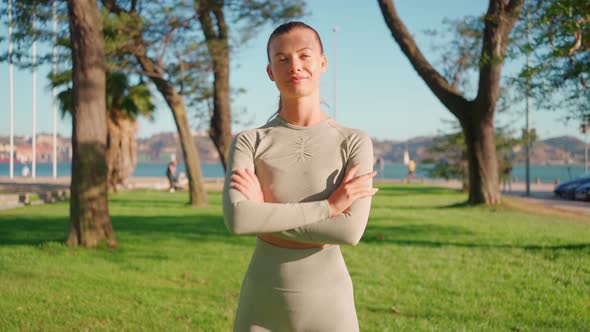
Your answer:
[222,115,374,245]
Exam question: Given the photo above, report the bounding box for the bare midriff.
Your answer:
[257,233,331,249]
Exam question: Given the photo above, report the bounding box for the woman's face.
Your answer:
[266,28,327,99]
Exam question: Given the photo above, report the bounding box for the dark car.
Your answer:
[574,182,590,201]
[554,175,590,200]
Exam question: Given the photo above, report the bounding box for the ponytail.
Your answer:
[267,95,282,123]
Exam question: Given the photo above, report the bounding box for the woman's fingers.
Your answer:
[350,171,378,186]
[231,173,249,187]
[231,182,250,198]
[233,169,256,185]
[343,163,361,183]
[234,169,248,180]
[231,168,262,200]
[245,168,260,186]
[235,168,258,186]
[358,187,379,198]
[341,171,378,193]
[350,185,379,198]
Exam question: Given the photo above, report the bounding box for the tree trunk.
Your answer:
[66,0,116,247]
[167,93,209,207]
[460,112,500,204]
[140,65,209,207]
[377,0,523,205]
[106,110,138,191]
[209,53,232,170]
[197,1,233,170]
[101,0,209,207]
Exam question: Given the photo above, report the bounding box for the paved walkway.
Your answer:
[0,176,224,192]
[504,190,590,216]
[0,176,225,210]
[1,177,588,216]
[374,178,590,216]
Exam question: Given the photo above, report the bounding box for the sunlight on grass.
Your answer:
[0,185,588,331]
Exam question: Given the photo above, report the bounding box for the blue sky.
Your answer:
[0,0,577,141]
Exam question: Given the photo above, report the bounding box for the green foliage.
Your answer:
[423,122,533,186]
[0,186,589,330]
[226,0,307,45]
[425,15,483,98]
[511,0,590,122]
[49,70,154,121]
[0,0,69,67]
[427,1,589,123]
[426,14,520,112]
[106,72,155,120]
[1,0,307,129]
[101,9,144,59]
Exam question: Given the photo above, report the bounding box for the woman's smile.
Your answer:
[289,75,308,83]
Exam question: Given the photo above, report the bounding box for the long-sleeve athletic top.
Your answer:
[222,115,374,246]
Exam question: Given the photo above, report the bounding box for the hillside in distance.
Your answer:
[136,133,585,166]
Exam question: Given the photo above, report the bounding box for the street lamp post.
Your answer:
[525,0,532,196]
[582,123,588,174]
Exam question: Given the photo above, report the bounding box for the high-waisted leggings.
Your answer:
[233,238,359,332]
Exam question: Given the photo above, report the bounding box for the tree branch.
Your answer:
[197,1,218,41]
[102,0,126,14]
[212,1,227,40]
[377,0,470,119]
[476,0,523,112]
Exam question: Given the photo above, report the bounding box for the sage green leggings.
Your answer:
[233,238,359,332]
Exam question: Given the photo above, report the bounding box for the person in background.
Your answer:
[501,154,513,193]
[408,159,416,179]
[166,159,178,192]
[21,163,30,177]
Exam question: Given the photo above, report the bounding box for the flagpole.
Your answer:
[8,0,15,179]
[52,0,58,178]
[32,15,37,178]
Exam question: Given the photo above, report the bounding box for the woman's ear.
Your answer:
[266,64,275,81]
[320,55,327,74]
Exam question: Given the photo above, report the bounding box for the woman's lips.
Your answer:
[289,76,307,83]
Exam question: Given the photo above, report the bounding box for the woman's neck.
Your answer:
[278,94,328,126]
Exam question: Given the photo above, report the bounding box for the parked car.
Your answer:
[574,182,590,201]
[554,175,590,200]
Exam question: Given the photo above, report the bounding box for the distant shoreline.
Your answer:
[0,162,586,183]
[0,161,586,166]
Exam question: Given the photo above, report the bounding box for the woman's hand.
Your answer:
[327,163,378,217]
[230,168,264,203]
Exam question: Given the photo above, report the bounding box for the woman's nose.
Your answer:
[289,58,302,72]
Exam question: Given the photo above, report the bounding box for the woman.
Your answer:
[223,21,378,331]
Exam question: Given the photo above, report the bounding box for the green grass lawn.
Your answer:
[0,184,588,331]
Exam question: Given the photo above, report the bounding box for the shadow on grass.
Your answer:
[375,185,460,196]
[523,243,590,251]
[365,223,474,237]
[2,212,587,253]
[0,212,246,247]
[436,201,471,209]
[2,188,587,255]
[362,224,590,251]
[0,215,69,246]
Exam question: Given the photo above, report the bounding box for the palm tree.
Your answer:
[52,71,154,191]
